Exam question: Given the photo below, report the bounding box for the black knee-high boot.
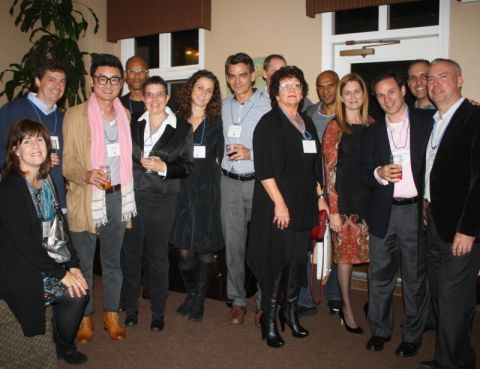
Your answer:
[188,260,214,321]
[261,273,284,348]
[177,267,197,316]
[279,262,309,338]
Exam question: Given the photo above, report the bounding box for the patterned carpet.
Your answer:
[55,276,480,369]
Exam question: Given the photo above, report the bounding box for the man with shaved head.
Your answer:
[306,70,339,141]
[120,56,149,115]
[299,70,342,317]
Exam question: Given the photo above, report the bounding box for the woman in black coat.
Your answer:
[0,119,88,364]
[122,76,193,331]
[247,66,328,347]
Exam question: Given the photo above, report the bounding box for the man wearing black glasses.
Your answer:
[62,54,136,344]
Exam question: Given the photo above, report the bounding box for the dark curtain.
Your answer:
[306,0,420,18]
[107,0,211,42]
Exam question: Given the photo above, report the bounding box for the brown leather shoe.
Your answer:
[255,309,263,328]
[76,316,94,343]
[228,306,246,324]
[103,312,126,340]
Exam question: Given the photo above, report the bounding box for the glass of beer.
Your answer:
[100,165,112,191]
[390,154,403,180]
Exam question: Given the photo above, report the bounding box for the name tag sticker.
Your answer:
[303,140,317,153]
[228,125,242,138]
[193,145,206,159]
[107,143,120,157]
[51,136,60,150]
[42,221,51,238]
[392,148,410,164]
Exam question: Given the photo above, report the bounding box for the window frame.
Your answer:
[121,29,205,82]
[321,2,450,70]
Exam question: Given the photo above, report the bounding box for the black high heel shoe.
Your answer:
[339,309,365,335]
[279,306,309,338]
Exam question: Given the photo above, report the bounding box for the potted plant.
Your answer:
[0,0,99,108]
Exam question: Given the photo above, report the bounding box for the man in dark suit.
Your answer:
[419,59,480,369]
[361,72,433,357]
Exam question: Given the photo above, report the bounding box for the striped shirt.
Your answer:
[221,89,271,174]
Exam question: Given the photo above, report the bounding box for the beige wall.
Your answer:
[0,1,32,105]
[0,0,119,105]
[206,0,322,101]
[450,0,480,100]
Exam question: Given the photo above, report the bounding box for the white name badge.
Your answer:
[50,135,60,150]
[228,125,242,138]
[302,140,317,154]
[42,221,51,238]
[107,143,120,157]
[193,145,206,159]
[392,148,410,164]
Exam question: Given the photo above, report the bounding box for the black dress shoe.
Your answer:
[124,311,138,326]
[419,361,437,369]
[395,342,419,357]
[366,336,390,351]
[150,317,165,332]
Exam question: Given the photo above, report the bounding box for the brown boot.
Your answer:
[103,312,126,340]
[76,316,94,343]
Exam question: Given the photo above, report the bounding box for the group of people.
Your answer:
[0,50,477,369]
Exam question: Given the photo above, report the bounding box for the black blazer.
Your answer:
[131,114,194,194]
[428,100,480,242]
[0,172,79,336]
[360,108,433,238]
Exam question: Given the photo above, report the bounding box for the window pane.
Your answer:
[171,29,199,67]
[135,34,159,69]
[389,0,439,30]
[334,7,378,35]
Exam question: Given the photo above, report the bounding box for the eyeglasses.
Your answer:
[127,68,148,75]
[279,82,302,90]
[93,75,123,86]
[144,91,167,99]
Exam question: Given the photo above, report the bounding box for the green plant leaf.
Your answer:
[1,0,99,108]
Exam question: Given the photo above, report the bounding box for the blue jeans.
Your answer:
[324,263,342,302]
[299,255,342,307]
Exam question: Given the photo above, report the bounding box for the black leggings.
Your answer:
[178,249,214,269]
[52,291,88,345]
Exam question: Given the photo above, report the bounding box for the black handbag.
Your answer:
[43,176,70,264]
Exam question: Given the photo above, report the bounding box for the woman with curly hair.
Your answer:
[173,70,224,321]
[322,73,372,334]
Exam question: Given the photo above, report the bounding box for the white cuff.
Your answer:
[374,166,388,185]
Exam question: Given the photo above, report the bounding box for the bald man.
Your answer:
[306,70,339,141]
[300,70,342,317]
[120,56,149,115]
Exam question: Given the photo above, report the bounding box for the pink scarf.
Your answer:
[87,94,136,226]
